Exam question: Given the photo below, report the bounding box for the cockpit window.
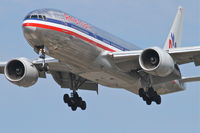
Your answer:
[25,15,31,19]
[24,14,47,20]
[43,16,47,20]
[31,15,38,19]
[38,15,43,19]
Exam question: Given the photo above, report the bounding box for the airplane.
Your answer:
[0,6,200,111]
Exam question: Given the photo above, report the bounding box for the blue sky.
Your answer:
[0,0,199,133]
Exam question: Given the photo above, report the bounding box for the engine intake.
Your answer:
[4,58,39,87]
[139,47,175,77]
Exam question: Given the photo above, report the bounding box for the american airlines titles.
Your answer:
[64,14,90,30]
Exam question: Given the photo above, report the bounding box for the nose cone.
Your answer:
[22,21,40,48]
[23,25,36,32]
[22,22,38,40]
[22,9,45,48]
[22,22,37,32]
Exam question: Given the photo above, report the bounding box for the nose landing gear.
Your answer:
[139,87,161,105]
[39,47,48,71]
[35,46,49,71]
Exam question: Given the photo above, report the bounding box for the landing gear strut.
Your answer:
[139,87,161,105]
[37,46,48,71]
[63,73,87,111]
[36,46,86,111]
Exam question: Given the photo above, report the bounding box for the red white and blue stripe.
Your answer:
[23,18,130,52]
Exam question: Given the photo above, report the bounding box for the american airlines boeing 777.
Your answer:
[1,7,200,111]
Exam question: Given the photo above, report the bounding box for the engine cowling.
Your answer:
[4,58,39,87]
[139,47,174,77]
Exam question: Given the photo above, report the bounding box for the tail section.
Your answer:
[164,6,184,50]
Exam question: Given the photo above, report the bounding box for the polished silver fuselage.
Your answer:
[22,9,183,94]
[22,9,143,94]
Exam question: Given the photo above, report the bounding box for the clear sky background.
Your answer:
[0,0,199,133]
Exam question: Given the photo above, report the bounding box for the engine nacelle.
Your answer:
[4,58,39,87]
[139,47,174,77]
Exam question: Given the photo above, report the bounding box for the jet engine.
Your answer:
[4,58,39,87]
[139,47,174,77]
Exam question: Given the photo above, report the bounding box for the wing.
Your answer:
[0,62,7,73]
[108,50,141,71]
[168,46,200,65]
[109,46,200,95]
[109,46,200,71]
[0,58,61,75]
[0,57,98,92]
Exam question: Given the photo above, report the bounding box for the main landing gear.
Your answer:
[63,73,87,111]
[63,91,86,111]
[138,87,161,105]
[37,46,86,111]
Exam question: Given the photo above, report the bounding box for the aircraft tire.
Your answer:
[155,95,161,105]
[71,105,77,111]
[80,101,87,110]
[139,88,145,97]
[146,98,152,105]
[63,94,70,103]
